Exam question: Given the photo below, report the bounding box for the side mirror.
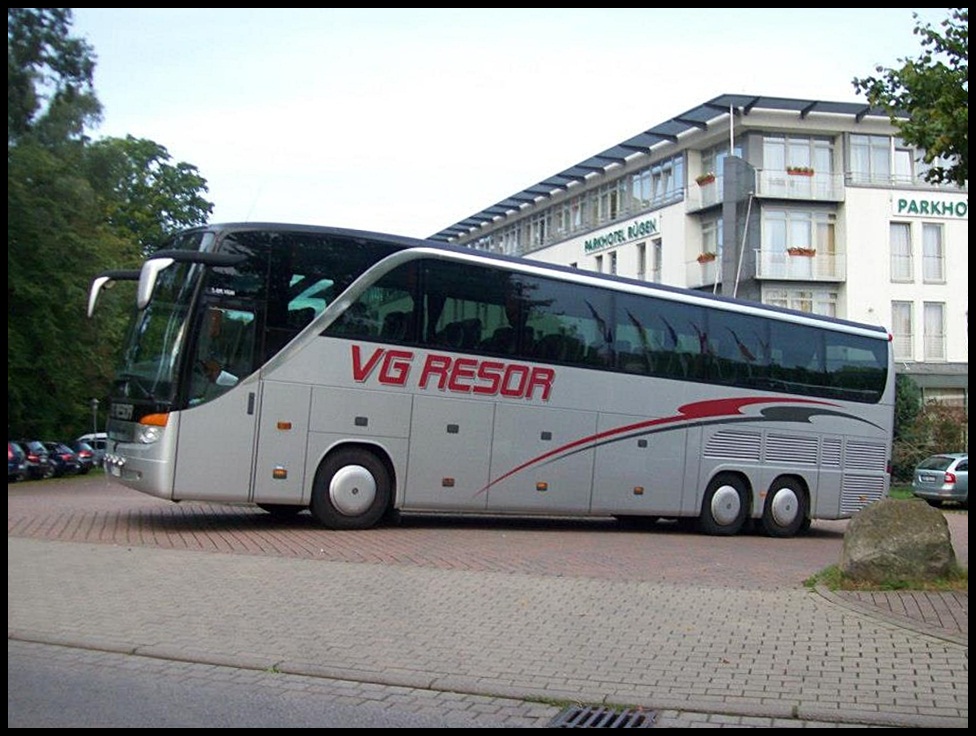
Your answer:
[87,270,140,318]
[137,257,175,310]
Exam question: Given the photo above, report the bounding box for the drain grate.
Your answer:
[548,705,658,728]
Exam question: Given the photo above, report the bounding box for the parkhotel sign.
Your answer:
[893,196,968,219]
[583,217,659,254]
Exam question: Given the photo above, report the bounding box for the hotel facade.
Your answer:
[430,94,968,409]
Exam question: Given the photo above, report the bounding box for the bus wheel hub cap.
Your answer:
[770,488,798,526]
[330,465,376,516]
[711,484,741,525]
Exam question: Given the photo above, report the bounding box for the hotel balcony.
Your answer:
[686,257,721,289]
[754,169,845,202]
[685,174,725,213]
[754,248,846,281]
[686,169,844,213]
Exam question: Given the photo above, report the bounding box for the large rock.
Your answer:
[839,498,956,583]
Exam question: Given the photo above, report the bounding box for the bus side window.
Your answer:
[288,307,316,332]
[381,311,409,341]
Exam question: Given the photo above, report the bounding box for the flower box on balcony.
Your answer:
[786,166,814,176]
[695,172,716,186]
[787,247,817,257]
[697,252,717,264]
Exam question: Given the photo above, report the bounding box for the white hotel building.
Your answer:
[430,94,968,408]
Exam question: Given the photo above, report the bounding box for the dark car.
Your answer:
[18,440,55,480]
[44,441,82,478]
[912,452,968,508]
[8,441,29,483]
[68,440,97,474]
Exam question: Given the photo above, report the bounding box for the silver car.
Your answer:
[912,453,968,508]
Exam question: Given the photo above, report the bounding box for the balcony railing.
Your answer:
[686,258,721,289]
[685,174,724,212]
[755,170,844,202]
[754,249,846,281]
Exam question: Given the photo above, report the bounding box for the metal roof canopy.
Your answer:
[428,93,895,243]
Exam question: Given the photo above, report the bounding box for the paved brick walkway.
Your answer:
[7,477,968,727]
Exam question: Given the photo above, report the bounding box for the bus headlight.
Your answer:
[136,425,163,444]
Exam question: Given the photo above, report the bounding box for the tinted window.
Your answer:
[325,255,888,403]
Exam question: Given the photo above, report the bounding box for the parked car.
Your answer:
[44,441,82,478]
[18,440,55,480]
[912,452,968,508]
[68,440,97,474]
[76,432,107,467]
[8,441,29,483]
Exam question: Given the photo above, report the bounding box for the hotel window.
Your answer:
[594,254,603,273]
[609,251,618,275]
[917,152,957,186]
[891,301,913,360]
[595,180,627,224]
[889,222,913,282]
[636,242,646,280]
[701,140,743,181]
[649,155,684,205]
[762,135,833,174]
[631,169,651,210]
[570,196,583,231]
[500,225,520,256]
[922,223,945,283]
[702,215,723,260]
[764,289,837,317]
[893,145,914,184]
[762,209,834,276]
[923,388,967,409]
[923,302,946,361]
[554,201,570,237]
[527,211,549,251]
[652,239,662,283]
[850,134,892,184]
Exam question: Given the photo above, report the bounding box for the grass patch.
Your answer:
[888,484,913,500]
[805,563,968,592]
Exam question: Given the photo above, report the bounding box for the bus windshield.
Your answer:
[113,234,211,405]
[115,261,200,404]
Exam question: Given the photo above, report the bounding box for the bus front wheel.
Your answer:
[311,448,391,530]
[760,477,808,538]
[698,474,748,536]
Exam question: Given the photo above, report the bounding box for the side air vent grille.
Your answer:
[844,442,888,472]
[765,434,818,465]
[704,430,761,460]
[821,438,842,467]
[840,474,887,514]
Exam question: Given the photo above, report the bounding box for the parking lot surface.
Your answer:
[8,475,968,728]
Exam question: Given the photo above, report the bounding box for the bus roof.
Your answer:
[188,221,891,340]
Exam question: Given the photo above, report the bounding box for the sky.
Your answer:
[70,8,950,240]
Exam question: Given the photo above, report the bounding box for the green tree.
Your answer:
[8,9,213,437]
[7,7,100,145]
[852,8,968,187]
[893,373,922,441]
[86,135,213,256]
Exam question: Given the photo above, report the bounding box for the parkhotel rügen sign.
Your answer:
[893,196,968,219]
[583,217,659,254]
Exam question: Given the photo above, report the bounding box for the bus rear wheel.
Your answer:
[310,448,391,530]
[698,473,748,536]
[760,477,808,538]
